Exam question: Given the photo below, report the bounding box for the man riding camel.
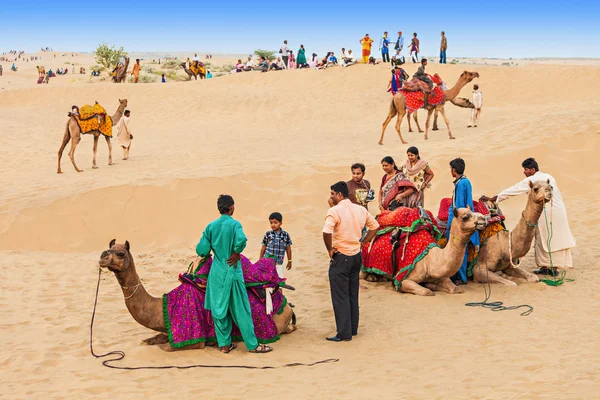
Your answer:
[413,58,434,106]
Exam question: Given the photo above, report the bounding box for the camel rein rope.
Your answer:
[464,234,534,316]
[90,266,339,370]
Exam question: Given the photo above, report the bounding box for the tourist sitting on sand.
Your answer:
[342,50,357,67]
[308,53,318,68]
[269,57,285,71]
[327,52,338,67]
[206,69,213,79]
[316,53,331,69]
[234,59,245,73]
[254,56,269,72]
[244,56,255,71]
[11,63,17,71]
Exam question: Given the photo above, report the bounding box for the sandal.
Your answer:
[250,344,272,354]
[220,343,237,354]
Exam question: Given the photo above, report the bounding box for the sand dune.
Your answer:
[1,53,599,399]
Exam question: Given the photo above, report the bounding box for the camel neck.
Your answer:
[114,254,166,332]
[444,75,468,100]
[510,196,544,258]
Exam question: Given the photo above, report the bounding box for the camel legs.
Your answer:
[412,111,424,133]
[424,108,435,140]
[380,109,397,145]
[438,106,455,139]
[67,133,83,172]
[407,113,413,132]
[105,136,113,165]
[399,279,434,296]
[472,263,517,286]
[423,278,464,294]
[394,110,407,144]
[503,266,540,284]
[92,135,99,169]
[57,128,71,174]
[433,109,439,130]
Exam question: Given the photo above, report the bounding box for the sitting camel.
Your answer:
[98,240,296,351]
[57,99,127,173]
[379,71,480,144]
[473,180,553,285]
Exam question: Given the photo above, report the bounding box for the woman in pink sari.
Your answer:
[378,156,417,212]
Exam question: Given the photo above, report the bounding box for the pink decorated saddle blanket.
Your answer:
[401,85,445,113]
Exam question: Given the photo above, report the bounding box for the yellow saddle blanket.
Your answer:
[74,103,113,137]
[190,64,206,76]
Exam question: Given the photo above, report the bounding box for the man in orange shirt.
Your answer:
[131,59,141,83]
[323,181,379,342]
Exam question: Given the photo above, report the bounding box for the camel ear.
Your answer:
[109,238,116,248]
[125,240,130,251]
[453,207,458,218]
[466,204,472,211]
[528,180,534,188]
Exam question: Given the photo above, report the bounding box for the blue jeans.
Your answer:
[440,50,446,64]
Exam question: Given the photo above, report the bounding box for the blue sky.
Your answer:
[1,0,599,58]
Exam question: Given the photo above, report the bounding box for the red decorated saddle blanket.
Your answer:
[401,85,445,113]
[362,207,441,290]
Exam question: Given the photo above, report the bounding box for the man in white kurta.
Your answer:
[483,158,575,273]
[116,110,132,160]
[468,84,483,127]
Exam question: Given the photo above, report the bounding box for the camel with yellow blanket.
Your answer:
[57,99,128,173]
[180,61,206,80]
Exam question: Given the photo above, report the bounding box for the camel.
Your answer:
[379,71,480,144]
[180,62,206,80]
[472,180,553,286]
[98,240,296,351]
[112,57,130,83]
[405,97,475,133]
[36,66,45,77]
[57,99,127,173]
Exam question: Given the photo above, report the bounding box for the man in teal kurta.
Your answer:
[196,195,271,353]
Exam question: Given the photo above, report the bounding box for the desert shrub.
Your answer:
[162,60,180,69]
[254,49,276,61]
[143,65,155,73]
[128,72,158,83]
[93,43,128,70]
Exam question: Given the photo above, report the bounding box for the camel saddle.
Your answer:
[69,103,113,137]
[401,85,446,112]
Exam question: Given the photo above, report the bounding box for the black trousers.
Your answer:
[282,56,289,68]
[329,252,361,339]
[382,52,390,63]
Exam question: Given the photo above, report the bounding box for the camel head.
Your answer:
[459,71,480,84]
[528,180,553,205]
[451,207,487,236]
[118,98,128,108]
[99,239,132,273]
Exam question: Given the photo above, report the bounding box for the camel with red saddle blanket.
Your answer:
[434,180,553,285]
[361,207,486,296]
[379,70,479,145]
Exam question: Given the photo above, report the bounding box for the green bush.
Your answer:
[254,49,276,61]
[93,43,128,70]
[90,64,105,72]
[128,72,158,83]
[143,65,155,73]
[162,60,180,69]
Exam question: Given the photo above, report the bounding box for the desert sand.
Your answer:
[1,52,599,399]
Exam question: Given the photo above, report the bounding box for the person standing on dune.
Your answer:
[116,110,132,160]
[196,195,273,354]
[360,34,373,64]
[131,59,141,83]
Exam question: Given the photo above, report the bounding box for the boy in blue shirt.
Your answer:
[259,212,293,279]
